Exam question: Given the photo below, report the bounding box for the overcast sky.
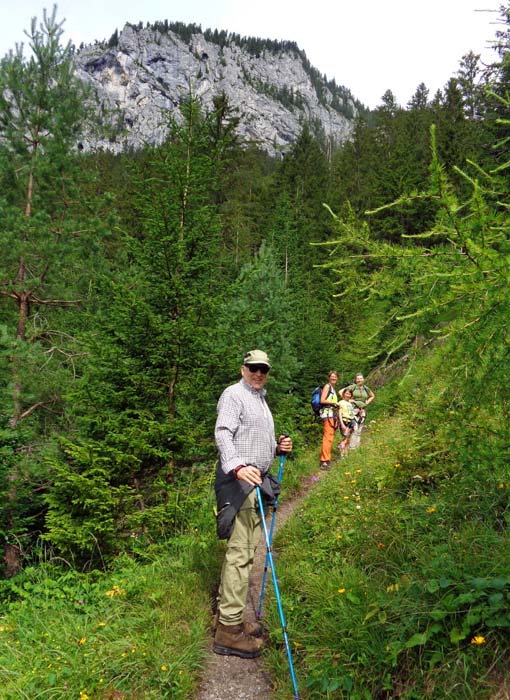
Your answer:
[0,0,503,108]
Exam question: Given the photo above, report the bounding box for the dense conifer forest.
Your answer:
[0,5,509,698]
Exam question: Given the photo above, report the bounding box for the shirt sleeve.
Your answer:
[215,389,243,474]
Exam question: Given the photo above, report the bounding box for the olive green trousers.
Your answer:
[218,489,262,625]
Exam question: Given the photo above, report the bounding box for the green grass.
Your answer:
[0,450,315,700]
[0,531,222,699]
[262,382,510,699]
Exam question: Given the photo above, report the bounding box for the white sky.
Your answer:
[0,0,503,109]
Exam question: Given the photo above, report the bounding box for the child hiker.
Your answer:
[338,387,356,457]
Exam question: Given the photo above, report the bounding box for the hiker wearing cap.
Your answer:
[343,373,375,449]
[213,349,293,659]
[319,371,339,469]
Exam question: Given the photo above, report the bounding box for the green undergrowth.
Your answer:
[262,357,510,699]
[0,523,223,699]
[0,451,315,699]
[0,548,207,698]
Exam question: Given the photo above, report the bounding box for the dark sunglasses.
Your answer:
[245,364,270,374]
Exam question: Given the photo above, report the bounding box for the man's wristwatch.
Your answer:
[233,465,244,479]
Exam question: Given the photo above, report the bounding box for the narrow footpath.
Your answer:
[196,470,323,700]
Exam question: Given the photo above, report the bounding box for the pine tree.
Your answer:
[457,51,485,120]
[0,8,109,574]
[329,115,379,215]
[42,98,232,562]
[434,78,470,175]
[275,124,331,274]
[215,241,301,405]
[483,3,510,167]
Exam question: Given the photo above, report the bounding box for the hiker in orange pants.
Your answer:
[319,371,339,469]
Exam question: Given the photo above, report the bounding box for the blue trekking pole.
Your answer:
[257,453,285,620]
[256,485,299,700]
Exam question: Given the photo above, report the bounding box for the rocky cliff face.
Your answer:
[74,23,357,156]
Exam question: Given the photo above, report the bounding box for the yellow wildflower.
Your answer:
[105,584,125,598]
[80,692,90,700]
[161,665,168,671]
[338,588,346,594]
[471,635,486,645]
[78,637,87,645]
[426,506,436,514]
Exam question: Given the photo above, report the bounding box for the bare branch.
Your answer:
[9,395,59,427]
[31,295,82,306]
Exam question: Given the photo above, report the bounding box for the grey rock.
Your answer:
[74,24,356,156]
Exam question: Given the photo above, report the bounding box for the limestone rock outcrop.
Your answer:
[75,23,359,155]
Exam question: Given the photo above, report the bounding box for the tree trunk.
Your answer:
[4,542,21,578]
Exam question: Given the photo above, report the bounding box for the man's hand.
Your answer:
[278,435,293,454]
[235,465,263,485]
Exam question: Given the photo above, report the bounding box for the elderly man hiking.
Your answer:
[213,349,293,658]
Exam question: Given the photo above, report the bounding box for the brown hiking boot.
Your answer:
[213,611,263,638]
[244,619,264,637]
[213,622,263,658]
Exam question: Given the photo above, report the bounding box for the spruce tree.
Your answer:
[42,98,231,562]
[0,8,109,574]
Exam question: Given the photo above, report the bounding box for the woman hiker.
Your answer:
[319,371,339,469]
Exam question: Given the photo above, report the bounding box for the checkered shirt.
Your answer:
[215,378,277,475]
